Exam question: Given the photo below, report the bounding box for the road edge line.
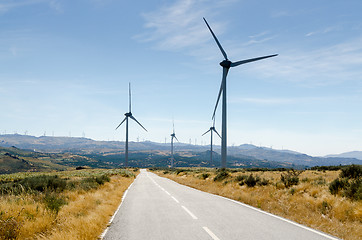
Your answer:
[99,176,137,239]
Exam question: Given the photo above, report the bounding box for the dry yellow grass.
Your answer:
[0,171,136,239]
[154,169,361,240]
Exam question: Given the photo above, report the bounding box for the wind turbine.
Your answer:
[203,17,277,168]
[202,118,221,166]
[170,122,178,168]
[115,83,147,168]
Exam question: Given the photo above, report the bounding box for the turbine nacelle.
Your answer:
[125,112,132,117]
[220,60,232,68]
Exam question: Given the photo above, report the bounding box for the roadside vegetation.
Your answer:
[0,168,137,239]
[150,166,362,240]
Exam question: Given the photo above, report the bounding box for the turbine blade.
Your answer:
[202,129,211,136]
[230,54,278,67]
[203,17,228,60]
[212,67,229,119]
[129,82,131,112]
[213,128,222,138]
[130,115,148,132]
[115,117,127,130]
[174,135,179,142]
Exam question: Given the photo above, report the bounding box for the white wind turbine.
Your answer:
[170,122,179,168]
[115,83,147,168]
[202,118,221,166]
[203,17,277,168]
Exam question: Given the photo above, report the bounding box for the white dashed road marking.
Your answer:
[203,227,220,240]
[181,205,198,220]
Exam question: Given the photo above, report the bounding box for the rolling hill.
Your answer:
[0,134,361,170]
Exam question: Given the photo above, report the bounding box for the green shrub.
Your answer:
[281,170,301,188]
[79,178,99,191]
[43,193,67,214]
[235,175,247,182]
[22,175,67,193]
[320,201,332,215]
[343,179,362,201]
[176,169,185,175]
[0,175,67,195]
[213,171,229,182]
[340,165,362,179]
[329,178,347,195]
[200,173,210,180]
[258,178,269,186]
[95,174,110,185]
[245,174,259,187]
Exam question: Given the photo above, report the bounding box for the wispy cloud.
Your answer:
[135,0,235,52]
[245,36,362,86]
[305,25,340,37]
[0,0,62,14]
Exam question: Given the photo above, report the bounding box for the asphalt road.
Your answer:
[102,169,339,240]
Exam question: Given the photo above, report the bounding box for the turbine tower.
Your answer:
[170,122,178,168]
[203,17,277,168]
[116,83,147,168]
[202,118,221,166]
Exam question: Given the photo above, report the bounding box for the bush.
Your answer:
[95,175,110,185]
[78,178,99,191]
[319,201,332,215]
[329,178,348,195]
[214,171,229,182]
[340,165,362,179]
[258,178,269,186]
[245,174,258,187]
[199,173,210,180]
[0,175,67,195]
[281,170,301,188]
[21,175,67,193]
[44,193,67,214]
[235,175,247,182]
[343,179,362,200]
[176,169,185,175]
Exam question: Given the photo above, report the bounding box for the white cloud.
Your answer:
[0,0,62,14]
[245,36,362,86]
[305,25,340,37]
[135,0,234,52]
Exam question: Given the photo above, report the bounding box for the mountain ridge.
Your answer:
[0,134,361,168]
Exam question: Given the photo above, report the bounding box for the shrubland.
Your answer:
[151,166,362,240]
[0,168,137,239]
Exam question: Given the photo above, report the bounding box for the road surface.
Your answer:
[102,169,339,240]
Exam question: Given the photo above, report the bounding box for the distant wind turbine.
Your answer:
[203,17,278,168]
[170,122,178,168]
[202,118,221,166]
[115,83,147,168]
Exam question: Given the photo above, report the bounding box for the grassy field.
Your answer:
[151,167,361,240]
[0,168,137,239]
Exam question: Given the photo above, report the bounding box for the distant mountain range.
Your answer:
[325,151,362,160]
[0,134,361,171]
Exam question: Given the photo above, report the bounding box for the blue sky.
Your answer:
[1,0,362,156]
